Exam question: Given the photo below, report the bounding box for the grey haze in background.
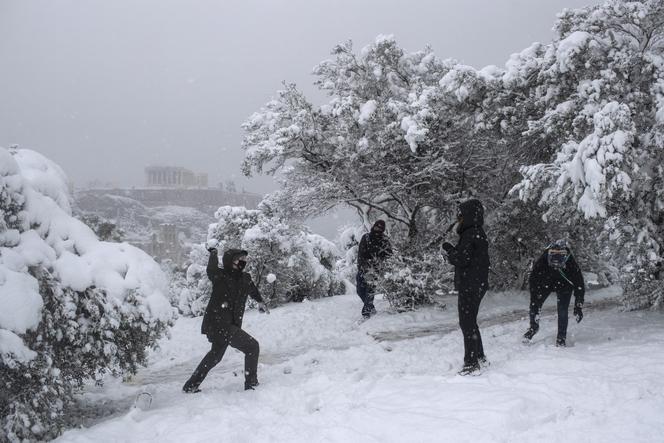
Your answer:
[0,0,598,237]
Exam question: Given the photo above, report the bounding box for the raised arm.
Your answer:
[206,249,220,281]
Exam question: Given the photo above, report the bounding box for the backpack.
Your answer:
[547,248,569,269]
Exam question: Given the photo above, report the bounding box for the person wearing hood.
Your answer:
[183,245,269,393]
[442,199,490,375]
[523,239,585,347]
[356,220,393,318]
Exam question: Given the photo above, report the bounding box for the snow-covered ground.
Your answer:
[58,287,664,443]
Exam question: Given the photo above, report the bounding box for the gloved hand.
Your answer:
[258,302,270,315]
[206,238,219,252]
[442,242,454,253]
[574,304,583,323]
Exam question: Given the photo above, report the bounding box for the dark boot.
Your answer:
[555,337,566,347]
[458,362,481,376]
[523,325,539,340]
[182,381,201,393]
[245,380,259,391]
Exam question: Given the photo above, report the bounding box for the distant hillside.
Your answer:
[75,188,262,262]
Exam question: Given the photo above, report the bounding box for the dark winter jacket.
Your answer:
[201,249,263,341]
[357,231,393,274]
[446,199,490,294]
[529,249,585,305]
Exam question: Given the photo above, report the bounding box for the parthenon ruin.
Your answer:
[145,166,208,188]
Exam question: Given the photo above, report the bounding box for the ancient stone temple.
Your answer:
[145,166,208,188]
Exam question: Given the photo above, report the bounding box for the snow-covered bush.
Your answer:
[77,213,125,242]
[374,249,452,311]
[179,206,344,315]
[176,243,212,316]
[0,147,174,441]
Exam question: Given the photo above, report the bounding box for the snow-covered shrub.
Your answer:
[0,147,174,441]
[179,206,344,314]
[78,213,125,242]
[374,249,452,311]
[334,225,365,284]
[176,243,212,316]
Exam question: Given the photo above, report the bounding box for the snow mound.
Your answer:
[0,147,172,359]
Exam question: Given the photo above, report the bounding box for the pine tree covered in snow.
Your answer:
[0,148,174,441]
[512,0,664,308]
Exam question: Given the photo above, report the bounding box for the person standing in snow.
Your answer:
[523,239,585,347]
[356,220,392,319]
[183,246,269,393]
[442,199,490,375]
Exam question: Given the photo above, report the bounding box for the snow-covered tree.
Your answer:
[512,0,664,308]
[0,148,175,441]
[242,37,468,241]
[241,36,527,304]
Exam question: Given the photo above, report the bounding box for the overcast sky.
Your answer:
[1,0,598,195]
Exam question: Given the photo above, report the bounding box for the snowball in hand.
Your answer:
[206,238,219,250]
[266,273,277,283]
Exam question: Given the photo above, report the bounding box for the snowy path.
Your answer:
[58,287,664,443]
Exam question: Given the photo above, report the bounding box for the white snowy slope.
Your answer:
[58,287,664,443]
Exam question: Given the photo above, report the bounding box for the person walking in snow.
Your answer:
[356,220,392,319]
[442,199,490,375]
[523,239,585,347]
[183,245,269,393]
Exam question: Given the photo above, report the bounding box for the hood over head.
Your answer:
[372,219,386,231]
[547,239,569,250]
[222,248,248,269]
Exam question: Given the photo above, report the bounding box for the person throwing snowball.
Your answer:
[183,241,269,393]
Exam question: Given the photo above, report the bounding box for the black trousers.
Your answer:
[529,289,572,341]
[185,326,259,389]
[458,288,486,366]
[356,272,375,317]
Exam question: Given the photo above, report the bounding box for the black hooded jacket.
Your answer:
[446,199,490,293]
[201,248,263,341]
[357,231,392,274]
[529,248,585,305]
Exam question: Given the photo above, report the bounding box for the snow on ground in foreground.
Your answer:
[58,287,664,443]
